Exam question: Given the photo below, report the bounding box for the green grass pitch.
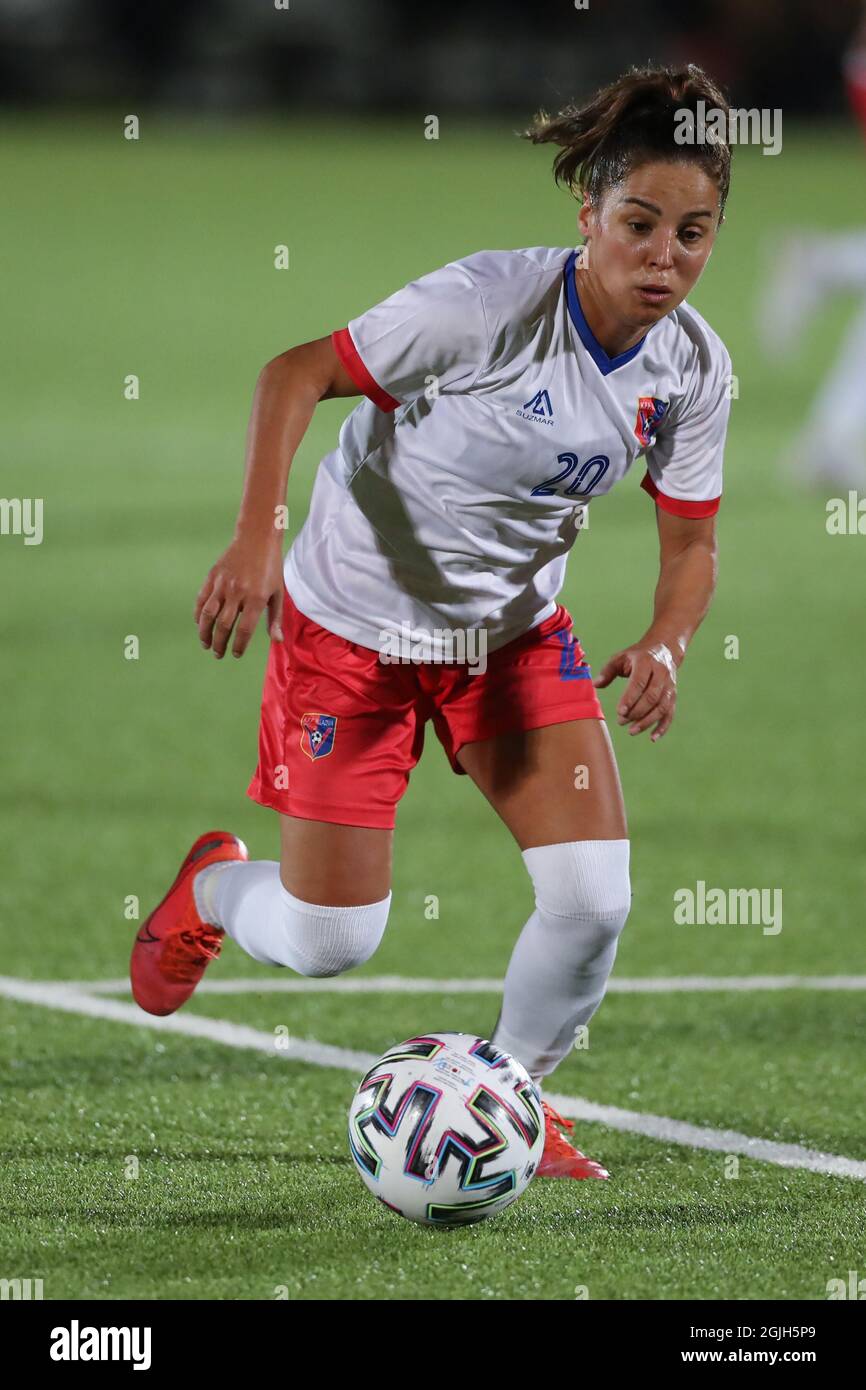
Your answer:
[1,114,865,1300]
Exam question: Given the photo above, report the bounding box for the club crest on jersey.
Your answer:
[300,712,337,761]
[634,396,668,448]
[516,388,555,426]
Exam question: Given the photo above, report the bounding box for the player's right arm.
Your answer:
[195,335,360,659]
[197,256,490,660]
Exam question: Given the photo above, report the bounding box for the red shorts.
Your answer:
[247,587,604,830]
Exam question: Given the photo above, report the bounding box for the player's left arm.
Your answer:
[593,507,718,741]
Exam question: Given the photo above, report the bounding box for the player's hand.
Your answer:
[593,641,678,742]
[194,535,285,659]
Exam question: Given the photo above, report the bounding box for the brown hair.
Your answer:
[525,63,732,220]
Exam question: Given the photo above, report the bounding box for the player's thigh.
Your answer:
[456,718,627,850]
[279,813,394,905]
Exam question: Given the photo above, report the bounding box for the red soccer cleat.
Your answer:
[130,831,247,1017]
[537,1101,610,1180]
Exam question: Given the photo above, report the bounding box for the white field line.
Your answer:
[0,976,371,1073]
[542,1093,866,1182]
[1,974,865,1183]
[55,973,866,996]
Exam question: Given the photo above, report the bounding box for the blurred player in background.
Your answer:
[760,6,866,488]
[130,65,734,1181]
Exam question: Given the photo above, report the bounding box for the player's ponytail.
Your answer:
[525,64,732,218]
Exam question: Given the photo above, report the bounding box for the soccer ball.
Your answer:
[347,1032,544,1226]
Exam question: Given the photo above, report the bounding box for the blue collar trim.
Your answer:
[564,248,648,375]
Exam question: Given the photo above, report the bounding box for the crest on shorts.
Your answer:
[300,712,337,761]
[634,395,668,449]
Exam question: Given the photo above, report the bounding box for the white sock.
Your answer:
[194,860,391,976]
[492,840,631,1081]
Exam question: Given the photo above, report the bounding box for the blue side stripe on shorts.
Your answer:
[555,630,593,680]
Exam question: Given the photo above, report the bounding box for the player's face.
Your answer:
[578,161,721,330]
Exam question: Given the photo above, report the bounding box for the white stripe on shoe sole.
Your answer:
[1,974,864,1183]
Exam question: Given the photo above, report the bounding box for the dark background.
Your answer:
[0,0,860,115]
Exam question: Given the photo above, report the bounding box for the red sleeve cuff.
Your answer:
[331,327,401,412]
[641,472,720,518]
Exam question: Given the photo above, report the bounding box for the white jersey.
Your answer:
[284,245,731,657]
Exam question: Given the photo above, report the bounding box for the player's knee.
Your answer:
[275,886,391,977]
[522,839,631,948]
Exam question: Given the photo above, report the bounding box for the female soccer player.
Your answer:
[131,64,733,1180]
